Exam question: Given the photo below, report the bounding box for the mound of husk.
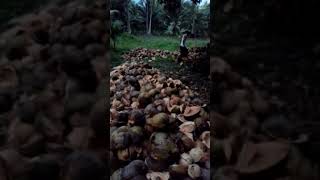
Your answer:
[211,56,320,180]
[0,0,109,179]
[110,61,210,180]
[122,46,210,75]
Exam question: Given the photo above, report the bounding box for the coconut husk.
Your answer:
[235,141,290,174]
[146,172,170,180]
[183,106,201,118]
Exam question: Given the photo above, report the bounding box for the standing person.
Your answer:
[177,31,191,63]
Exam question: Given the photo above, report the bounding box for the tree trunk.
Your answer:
[191,4,196,34]
[127,5,131,34]
[191,17,195,34]
[146,0,149,33]
[147,0,153,35]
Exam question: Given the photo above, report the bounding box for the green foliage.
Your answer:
[164,1,209,36]
[117,0,209,37]
[111,20,124,48]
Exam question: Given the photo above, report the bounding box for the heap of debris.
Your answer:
[110,62,210,180]
[0,0,109,179]
[122,46,209,75]
[211,57,320,180]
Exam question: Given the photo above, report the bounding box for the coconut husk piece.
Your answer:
[183,106,201,118]
[146,171,170,180]
[166,96,184,114]
[0,149,30,179]
[177,114,187,123]
[0,157,8,180]
[235,141,290,174]
[210,57,231,75]
[166,104,181,114]
[200,131,210,149]
[179,121,195,134]
[222,138,233,163]
[0,65,18,91]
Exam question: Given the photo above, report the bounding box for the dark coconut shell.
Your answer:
[121,160,147,180]
[213,166,239,180]
[145,156,169,172]
[19,132,45,157]
[62,151,107,180]
[183,106,201,119]
[0,64,18,93]
[0,149,30,179]
[235,141,290,174]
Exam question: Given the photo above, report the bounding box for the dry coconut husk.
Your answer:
[235,141,290,174]
[0,65,19,92]
[110,61,209,178]
[179,121,195,134]
[200,131,210,149]
[146,171,170,180]
[183,106,201,118]
[188,164,201,179]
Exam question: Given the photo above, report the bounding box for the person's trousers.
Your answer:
[180,46,188,57]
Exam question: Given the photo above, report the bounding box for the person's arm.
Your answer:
[180,34,186,47]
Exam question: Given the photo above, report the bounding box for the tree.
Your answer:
[111,0,133,34]
[163,0,209,37]
[138,0,153,34]
[158,0,202,15]
[126,1,132,34]
[136,0,152,34]
[110,10,123,49]
[147,0,155,34]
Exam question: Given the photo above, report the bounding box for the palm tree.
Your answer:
[110,10,123,49]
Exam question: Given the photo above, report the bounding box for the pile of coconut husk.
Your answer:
[121,47,205,63]
[110,61,210,180]
[211,57,320,180]
[121,48,179,62]
[0,0,109,179]
[122,46,209,75]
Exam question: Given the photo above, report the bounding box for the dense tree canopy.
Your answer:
[111,0,209,37]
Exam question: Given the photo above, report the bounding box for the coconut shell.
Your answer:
[146,172,170,180]
[180,153,193,166]
[0,65,18,93]
[111,127,132,150]
[183,106,201,118]
[0,157,8,180]
[8,118,35,147]
[117,149,129,161]
[251,90,269,114]
[211,57,231,75]
[221,89,248,113]
[66,127,94,150]
[179,121,195,134]
[19,132,45,157]
[235,141,290,174]
[213,166,239,180]
[188,164,201,179]
[200,131,210,149]
[169,164,188,178]
[0,149,29,178]
[147,113,169,129]
[145,156,168,172]
[189,147,204,163]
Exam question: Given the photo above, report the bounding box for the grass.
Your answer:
[111,33,209,67]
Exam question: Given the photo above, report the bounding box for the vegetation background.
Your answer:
[110,0,210,66]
